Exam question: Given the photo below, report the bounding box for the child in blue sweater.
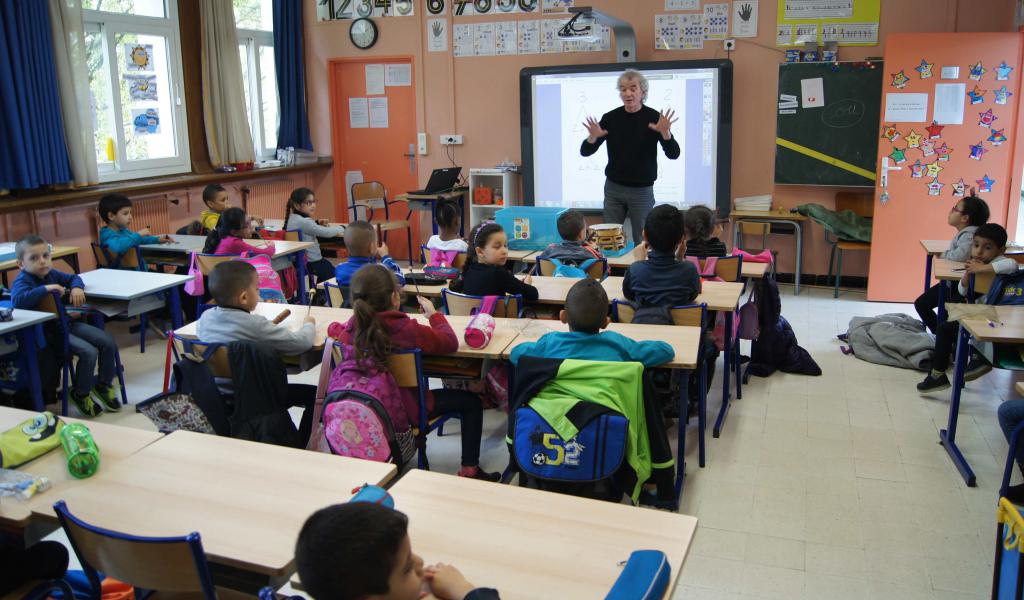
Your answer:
[97,194,172,270]
[510,278,673,367]
[10,235,120,417]
[335,220,406,286]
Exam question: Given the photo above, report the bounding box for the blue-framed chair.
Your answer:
[282,229,316,299]
[53,500,248,600]
[351,181,414,267]
[535,257,607,280]
[441,289,523,318]
[421,246,468,270]
[191,253,236,315]
[323,281,350,308]
[39,290,128,415]
[695,254,743,282]
[163,332,232,393]
[7,579,75,600]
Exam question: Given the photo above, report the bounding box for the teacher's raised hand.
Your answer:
[648,108,678,140]
[583,116,608,144]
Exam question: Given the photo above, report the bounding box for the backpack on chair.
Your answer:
[423,249,461,280]
[548,257,597,278]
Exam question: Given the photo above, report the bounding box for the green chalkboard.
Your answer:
[774,61,884,187]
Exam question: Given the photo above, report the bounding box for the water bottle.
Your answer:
[60,423,100,479]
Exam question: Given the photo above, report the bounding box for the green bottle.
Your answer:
[60,423,100,479]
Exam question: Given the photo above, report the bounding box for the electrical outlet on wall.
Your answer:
[440,134,463,145]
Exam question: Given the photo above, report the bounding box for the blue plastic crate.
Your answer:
[495,207,566,251]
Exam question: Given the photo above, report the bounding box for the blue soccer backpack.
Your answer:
[985,269,1024,306]
[547,257,598,278]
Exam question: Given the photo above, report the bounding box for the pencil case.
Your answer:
[604,550,670,600]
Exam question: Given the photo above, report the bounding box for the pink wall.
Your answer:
[298,2,1017,281]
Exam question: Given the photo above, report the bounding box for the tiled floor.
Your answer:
[41,283,1008,598]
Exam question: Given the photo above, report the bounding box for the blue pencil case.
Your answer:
[604,550,671,600]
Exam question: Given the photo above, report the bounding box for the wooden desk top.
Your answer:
[0,246,78,272]
[921,239,950,255]
[960,306,1024,343]
[140,235,314,259]
[601,279,744,313]
[52,430,396,576]
[261,218,344,231]
[0,407,163,528]
[382,470,697,600]
[503,320,700,369]
[932,258,966,281]
[507,250,536,262]
[730,209,808,221]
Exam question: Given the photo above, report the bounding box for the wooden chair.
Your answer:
[826,192,874,298]
[441,289,522,318]
[54,500,249,600]
[351,181,414,267]
[421,246,468,269]
[735,221,778,278]
[535,257,607,280]
[693,255,742,282]
[324,281,350,308]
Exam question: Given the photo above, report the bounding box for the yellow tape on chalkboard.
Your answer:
[776,137,876,181]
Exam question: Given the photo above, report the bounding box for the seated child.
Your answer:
[914,194,990,334]
[97,193,172,270]
[335,264,498,481]
[683,205,727,258]
[199,184,229,232]
[624,204,700,307]
[335,221,406,287]
[917,223,1017,392]
[450,222,538,303]
[296,502,499,600]
[11,235,120,417]
[510,278,672,367]
[426,199,469,253]
[202,207,275,257]
[536,209,605,268]
[284,187,346,284]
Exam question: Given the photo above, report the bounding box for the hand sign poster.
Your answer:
[733,1,758,38]
[427,18,448,52]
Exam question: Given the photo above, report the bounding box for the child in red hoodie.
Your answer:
[331,264,498,481]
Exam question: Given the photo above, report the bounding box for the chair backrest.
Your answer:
[91,243,141,271]
[421,246,468,269]
[441,289,520,318]
[835,192,874,218]
[611,300,706,328]
[54,500,217,598]
[172,335,232,378]
[738,221,770,236]
[387,350,422,388]
[195,253,235,276]
[974,271,996,295]
[283,229,303,242]
[351,181,388,211]
[693,255,742,282]
[536,257,606,280]
[324,281,350,308]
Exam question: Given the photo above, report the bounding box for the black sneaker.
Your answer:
[917,372,951,393]
[964,356,993,382]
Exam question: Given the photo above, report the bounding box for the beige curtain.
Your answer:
[200,0,255,166]
[48,0,98,186]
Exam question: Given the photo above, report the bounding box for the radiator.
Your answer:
[130,194,172,235]
[240,178,294,223]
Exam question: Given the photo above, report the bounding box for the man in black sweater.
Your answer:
[581,68,680,244]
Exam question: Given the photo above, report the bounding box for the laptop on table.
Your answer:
[407,167,461,195]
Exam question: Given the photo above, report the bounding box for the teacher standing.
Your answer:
[580,68,680,244]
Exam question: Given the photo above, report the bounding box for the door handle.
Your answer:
[404,143,415,175]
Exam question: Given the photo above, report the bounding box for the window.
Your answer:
[85,0,189,181]
[235,0,278,158]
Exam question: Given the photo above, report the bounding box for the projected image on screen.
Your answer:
[529,67,720,211]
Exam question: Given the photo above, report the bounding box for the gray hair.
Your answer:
[617,69,648,101]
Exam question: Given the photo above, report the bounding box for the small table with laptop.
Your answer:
[394,167,466,237]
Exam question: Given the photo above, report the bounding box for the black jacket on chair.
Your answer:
[226,340,300,447]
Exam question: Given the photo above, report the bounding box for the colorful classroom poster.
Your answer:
[125,74,157,101]
[427,18,448,52]
[517,20,540,54]
[131,108,160,134]
[453,23,473,57]
[125,44,153,71]
[473,22,496,56]
[318,0,416,20]
[776,0,880,46]
[449,0,538,16]
[656,14,703,50]
[703,3,730,40]
[495,22,518,55]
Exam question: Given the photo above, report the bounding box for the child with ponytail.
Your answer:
[450,222,538,303]
[284,187,346,283]
[203,207,275,256]
[333,264,499,481]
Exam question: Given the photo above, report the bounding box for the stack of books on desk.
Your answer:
[734,195,772,211]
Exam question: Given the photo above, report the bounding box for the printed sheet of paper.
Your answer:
[453,23,474,57]
[703,3,729,40]
[517,20,540,54]
[426,18,448,52]
[884,93,929,123]
[364,64,385,95]
[542,0,573,13]
[495,21,518,55]
[541,19,561,53]
[732,0,758,37]
[681,13,704,48]
[348,97,369,128]
[820,22,878,44]
[776,24,793,45]
[473,22,496,56]
[784,0,853,20]
[793,24,818,43]
[933,83,966,125]
[368,97,389,128]
[666,0,699,9]
[385,64,411,86]
[800,77,824,108]
[655,14,682,50]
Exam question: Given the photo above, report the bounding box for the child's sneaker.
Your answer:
[72,391,102,418]
[92,385,121,413]
[916,371,951,393]
[964,356,993,382]
[457,466,500,482]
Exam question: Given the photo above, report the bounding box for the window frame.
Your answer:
[236,27,278,159]
[84,2,191,182]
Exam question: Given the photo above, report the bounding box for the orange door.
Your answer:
[329,57,419,261]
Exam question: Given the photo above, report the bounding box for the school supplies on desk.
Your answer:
[61,423,100,479]
[0,411,64,469]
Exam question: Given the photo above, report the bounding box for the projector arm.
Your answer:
[569,6,636,63]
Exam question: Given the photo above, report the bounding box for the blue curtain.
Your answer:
[273,0,312,151]
[0,1,73,189]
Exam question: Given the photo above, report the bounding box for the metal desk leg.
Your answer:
[675,370,688,508]
[924,255,933,293]
[168,287,184,330]
[714,310,733,437]
[295,255,309,304]
[939,323,977,486]
[19,326,44,411]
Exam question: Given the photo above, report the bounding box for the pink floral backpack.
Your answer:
[306,342,416,467]
[235,252,286,303]
[685,256,739,351]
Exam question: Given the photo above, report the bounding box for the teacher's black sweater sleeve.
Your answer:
[580,105,681,187]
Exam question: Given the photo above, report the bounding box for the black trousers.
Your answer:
[307,258,336,284]
[431,389,484,467]
[0,539,68,595]
[915,283,965,334]
[932,320,960,372]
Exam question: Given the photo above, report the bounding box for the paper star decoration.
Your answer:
[936,142,951,161]
[915,59,934,79]
[926,121,944,138]
[969,61,986,80]
[889,147,907,164]
[977,174,995,193]
[967,85,987,104]
[997,61,1014,81]
[921,139,936,157]
[891,70,910,89]
[928,179,945,196]
[995,85,1013,105]
[989,129,1007,146]
[952,179,966,196]
[925,161,943,178]
[909,159,924,178]
[979,109,998,127]
[881,125,901,142]
[970,142,986,160]
[904,130,922,148]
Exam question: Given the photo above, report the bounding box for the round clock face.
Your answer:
[350,18,378,50]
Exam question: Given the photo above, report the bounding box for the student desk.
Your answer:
[932,258,966,324]
[49,429,396,579]
[920,239,951,293]
[942,306,1024,487]
[394,190,466,237]
[260,218,345,230]
[730,209,808,294]
[0,246,80,287]
[382,470,697,600]
[0,309,56,411]
[78,269,190,330]
[524,252,769,279]
[0,406,163,528]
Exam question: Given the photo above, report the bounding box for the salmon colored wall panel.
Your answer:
[867,32,1022,302]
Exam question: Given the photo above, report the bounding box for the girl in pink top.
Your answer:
[202,207,275,257]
